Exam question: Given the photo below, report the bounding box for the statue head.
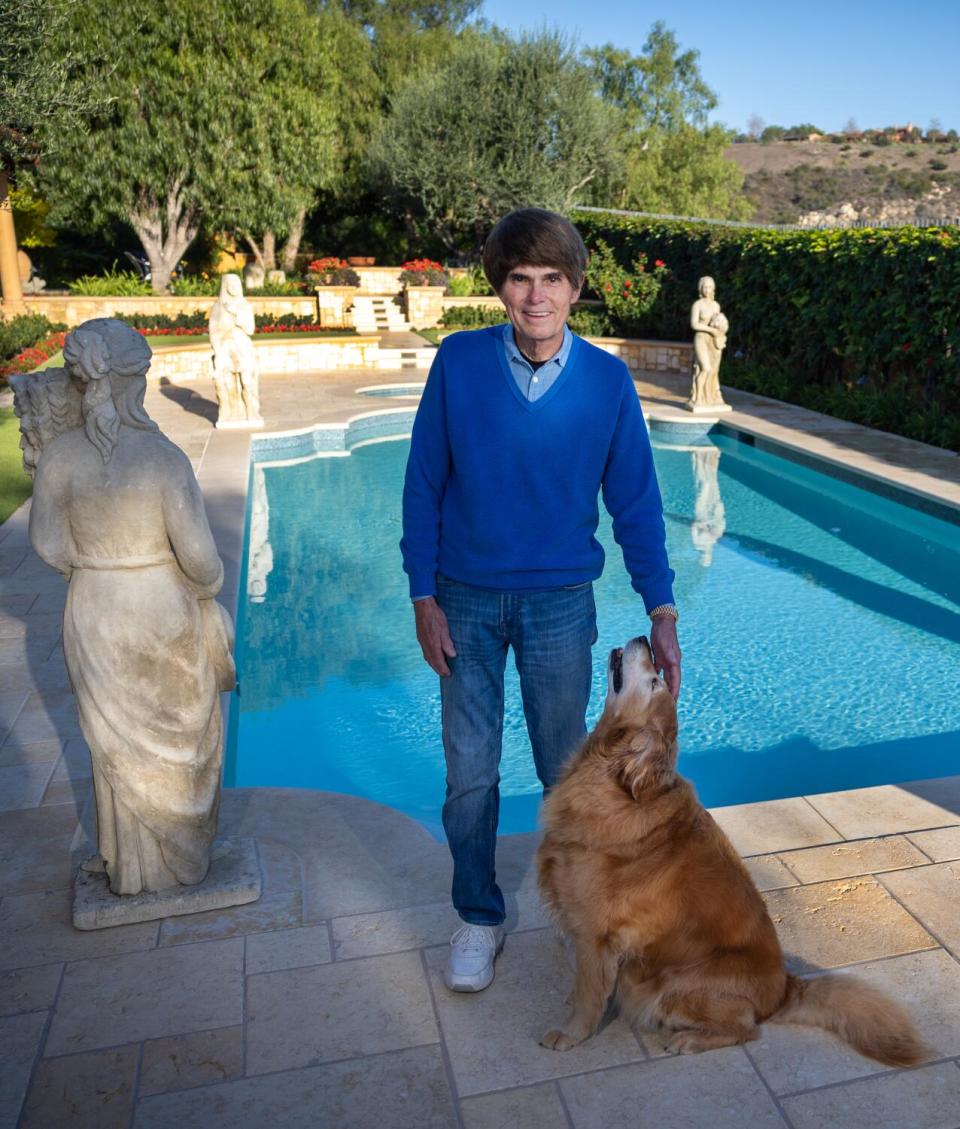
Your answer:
[698,276,716,300]
[220,273,243,299]
[63,318,157,463]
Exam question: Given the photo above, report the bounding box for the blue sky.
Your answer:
[476,0,959,135]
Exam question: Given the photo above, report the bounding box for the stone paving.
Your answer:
[1,358,960,1128]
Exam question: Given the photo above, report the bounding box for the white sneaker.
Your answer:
[444,923,504,992]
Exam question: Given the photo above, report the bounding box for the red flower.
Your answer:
[624,279,632,288]
[604,282,612,292]
[655,259,666,268]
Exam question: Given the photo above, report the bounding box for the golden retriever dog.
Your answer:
[536,636,928,1064]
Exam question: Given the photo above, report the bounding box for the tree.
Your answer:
[747,114,765,140]
[37,0,339,292]
[761,124,786,142]
[0,0,106,308]
[368,31,616,251]
[215,5,341,273]
[587,24,751,220]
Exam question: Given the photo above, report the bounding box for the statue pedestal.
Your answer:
[72,836,262,930]
[683,400,732,414]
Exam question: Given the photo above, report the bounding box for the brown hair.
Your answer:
[482,208,588,293]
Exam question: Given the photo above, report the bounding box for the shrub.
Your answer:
[586,240,668,337]
[247,279,310,296]
[446,265,493,297]
[68,270,152,296]
[170,274,220,296]
[441,304,503,328]
[567,307,611,337]
[400,259,448,288]
[0,314,64,363]
[570,209,960,451]
[929,159,948,171]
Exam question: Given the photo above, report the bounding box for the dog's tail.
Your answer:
[770,974,929,1067]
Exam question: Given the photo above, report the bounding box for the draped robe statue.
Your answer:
[13,318,236,897]
[209,273,263,428]
[686,276,732,413]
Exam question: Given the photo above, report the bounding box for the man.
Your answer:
[401,208,681,992]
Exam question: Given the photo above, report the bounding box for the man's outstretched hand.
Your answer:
[650,615,681,699]
[414,597,458,677]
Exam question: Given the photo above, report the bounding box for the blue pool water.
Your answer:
[228,427,960,837]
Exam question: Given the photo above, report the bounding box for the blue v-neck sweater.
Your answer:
[400,326,675,612]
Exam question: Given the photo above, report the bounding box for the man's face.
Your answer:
[498,263,581,354]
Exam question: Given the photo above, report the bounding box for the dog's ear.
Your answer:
[615,730,677,800]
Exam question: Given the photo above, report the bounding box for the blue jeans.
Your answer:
[436,577,597,926]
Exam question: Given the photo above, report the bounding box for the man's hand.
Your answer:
[414,597,458,677]
[650,615,681,699]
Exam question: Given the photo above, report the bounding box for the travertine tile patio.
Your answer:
[1,356,959,1127]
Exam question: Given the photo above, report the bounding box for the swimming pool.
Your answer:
[227,422,960,838]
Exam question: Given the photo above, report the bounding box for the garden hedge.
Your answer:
[571,210,960,451]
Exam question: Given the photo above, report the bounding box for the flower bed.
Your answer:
[0,332,67,380]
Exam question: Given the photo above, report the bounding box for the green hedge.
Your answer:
[571,210,960,451]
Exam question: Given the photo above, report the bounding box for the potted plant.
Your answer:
[307,258,361,328]
[401,259,449,327]
[399,258,448,289]
[307,257,361,287]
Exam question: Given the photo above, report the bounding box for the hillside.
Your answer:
[726,140,960,225]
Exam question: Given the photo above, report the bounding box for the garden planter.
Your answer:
[404,284,446,328]
[315,285,359,329]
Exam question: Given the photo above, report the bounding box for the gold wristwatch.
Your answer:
[648,603,679,622]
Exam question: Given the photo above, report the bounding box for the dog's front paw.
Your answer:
[664,1031,705,1055]
[540,1027,581,1052]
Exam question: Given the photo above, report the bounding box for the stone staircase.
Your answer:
[351,294,410,334]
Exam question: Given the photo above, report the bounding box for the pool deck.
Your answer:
[2,359,960,1128]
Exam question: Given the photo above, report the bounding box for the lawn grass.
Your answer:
[0,408,32,525]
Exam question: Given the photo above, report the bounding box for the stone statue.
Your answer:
[209,273,263,429]
[19,319,237,899]
[686,276,731,413]
[242,261,265,290]
[17,248,46,294]
[690,445,726,567]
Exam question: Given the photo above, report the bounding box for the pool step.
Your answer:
[377,346,437,370]
[352,294,410,334]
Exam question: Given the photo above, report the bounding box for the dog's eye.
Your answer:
[650,678,659,689]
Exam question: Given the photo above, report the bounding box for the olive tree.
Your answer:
[37,0,339,291]
[368,31,617,251]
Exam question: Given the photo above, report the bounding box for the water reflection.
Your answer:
[247,465,274,603]
[690,445,726,567]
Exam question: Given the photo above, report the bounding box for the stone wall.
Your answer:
[584,337,691,374]
[19,293,318,327]
[315,286,357,329]
[146,336,381,382]
[352,266,404,294]
[404,285,446,328]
